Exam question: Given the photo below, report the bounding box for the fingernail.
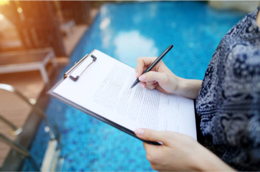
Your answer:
[139,75,145,81]
[135,128,144,136]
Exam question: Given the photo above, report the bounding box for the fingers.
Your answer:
[134,128,170,145]
[135,57,156,78]
[139,71,168,85]
[140,82,158,90]
[145,81,158,89]
[143,142,163,165]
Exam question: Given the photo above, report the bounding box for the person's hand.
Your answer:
[135,57,203,99]
[135,57,180,94]
[134,128,235,171]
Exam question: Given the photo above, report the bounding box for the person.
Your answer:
[134,7,260,171]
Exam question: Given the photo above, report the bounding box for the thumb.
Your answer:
[139,71,167,84]
[135,128,169,144]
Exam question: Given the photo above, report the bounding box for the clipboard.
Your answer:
[48,50,161,145]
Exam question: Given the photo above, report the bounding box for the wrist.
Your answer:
[174,78,202,99]
[173,77,190,97]
[191,144,235,171]
[168,74,183,95]
[173,76,184,95]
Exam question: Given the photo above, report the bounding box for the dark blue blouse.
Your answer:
[196,7,260,171]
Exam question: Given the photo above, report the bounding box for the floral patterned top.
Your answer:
[196,7,260,171]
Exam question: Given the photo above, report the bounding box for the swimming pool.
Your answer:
[23,1,245,171]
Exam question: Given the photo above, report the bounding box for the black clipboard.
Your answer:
[48,50,161,145]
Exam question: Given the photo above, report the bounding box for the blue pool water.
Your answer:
[23,1,246,171]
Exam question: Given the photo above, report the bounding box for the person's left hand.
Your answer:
[134,128,235,171]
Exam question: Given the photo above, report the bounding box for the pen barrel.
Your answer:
[144,44,173,73]
[142,70,149,74]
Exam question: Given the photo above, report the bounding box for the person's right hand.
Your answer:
[135,57,181,95]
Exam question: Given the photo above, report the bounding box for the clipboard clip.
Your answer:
[63,54,97,81]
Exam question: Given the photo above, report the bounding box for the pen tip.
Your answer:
[130,79,139,89]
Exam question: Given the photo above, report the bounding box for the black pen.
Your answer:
[130,44,173,89]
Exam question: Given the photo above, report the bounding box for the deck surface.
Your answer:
[0,25,87,167]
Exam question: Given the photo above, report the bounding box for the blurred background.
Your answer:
[0,0,259,171]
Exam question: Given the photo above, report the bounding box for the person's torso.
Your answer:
[196,7,260,171]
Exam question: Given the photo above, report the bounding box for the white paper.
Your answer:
[53,50,197,140]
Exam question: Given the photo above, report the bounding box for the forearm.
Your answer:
[192,144,235,171]
[175,77,202,99]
